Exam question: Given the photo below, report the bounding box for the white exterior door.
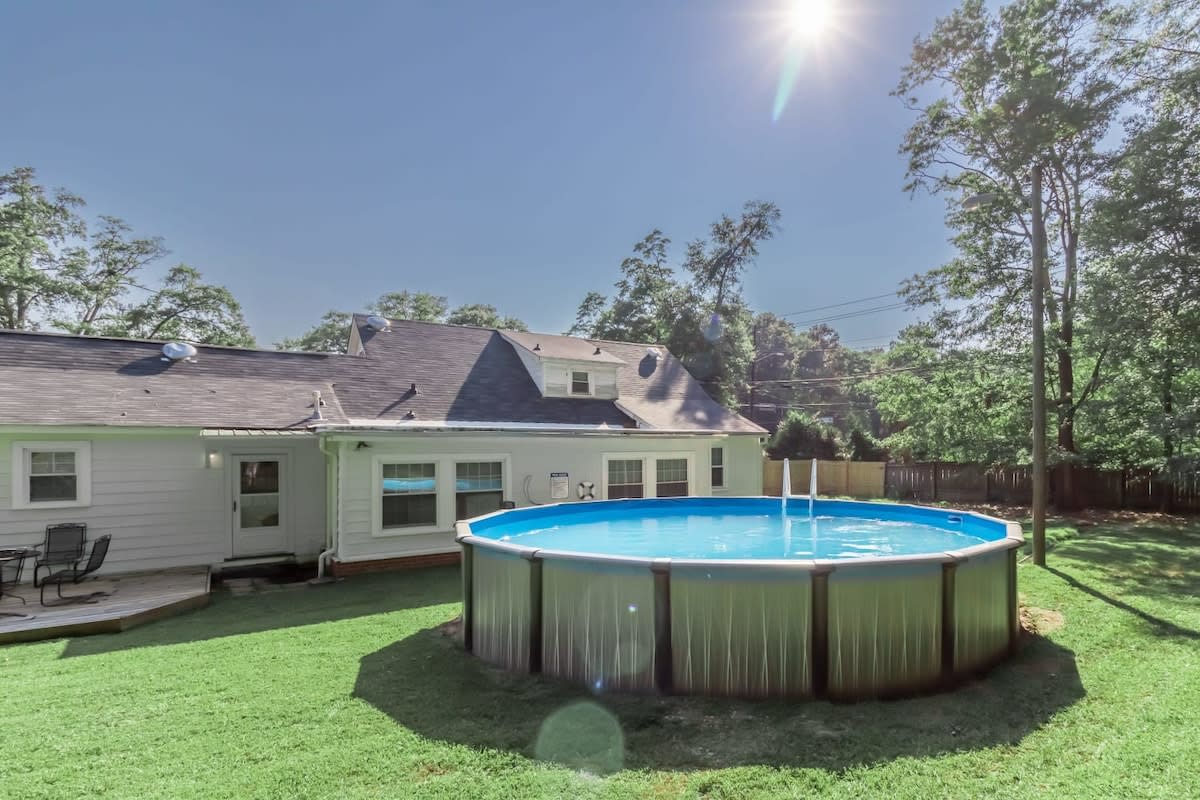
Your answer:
[232,455,289,557]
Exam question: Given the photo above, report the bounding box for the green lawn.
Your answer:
[3,517,1198,799]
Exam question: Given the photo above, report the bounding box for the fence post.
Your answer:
[984,469,992,503]
[1118,469,1126,510]
[931,461,939,502]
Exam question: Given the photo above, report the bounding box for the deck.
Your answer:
[0,568,211,644]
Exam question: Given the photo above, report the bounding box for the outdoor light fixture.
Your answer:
[205,450,222,470]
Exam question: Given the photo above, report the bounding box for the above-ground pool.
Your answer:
[456,497,1023,700]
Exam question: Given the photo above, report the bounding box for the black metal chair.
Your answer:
[40,535,112,606]
[33,523,87,588]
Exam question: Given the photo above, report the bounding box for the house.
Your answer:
[0,315,766,576]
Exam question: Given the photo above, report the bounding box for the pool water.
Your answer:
[470,499,1000,561]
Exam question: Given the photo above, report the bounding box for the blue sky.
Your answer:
[1,0,961,347]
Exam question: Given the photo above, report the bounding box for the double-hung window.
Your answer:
[607,459,644,499]
[380,462,438,529]
[456,461,504,519]
[655,458,689,497]
[710,446,725,489]
[11,442,92,509]
[570,370,591,395]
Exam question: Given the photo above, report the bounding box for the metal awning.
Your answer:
[200,428,316,438]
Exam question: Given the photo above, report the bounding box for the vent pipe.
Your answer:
[311,390,324,421]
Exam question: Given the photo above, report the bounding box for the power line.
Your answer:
[789,302,909,328]
[749,365,935,385]
[777,291,899,318]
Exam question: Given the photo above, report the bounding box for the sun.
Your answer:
[788,0,835,39]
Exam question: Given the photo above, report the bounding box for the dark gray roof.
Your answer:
[0,319,764,434]
[500,329,627,365]
[342,316,763,433]
[0,333,344,429]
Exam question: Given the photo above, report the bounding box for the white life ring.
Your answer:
[577,481,596,500]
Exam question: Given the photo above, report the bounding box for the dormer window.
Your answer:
[570,370,591,395]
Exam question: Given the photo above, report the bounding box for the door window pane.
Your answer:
[240,461,279,494]
[240,494,280,528]
[656,458,689,497]
[607,459,644,499]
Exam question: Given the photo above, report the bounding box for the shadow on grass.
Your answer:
[60,567,461,658]
[1043,522,1200,640]
[354,626,1083,773]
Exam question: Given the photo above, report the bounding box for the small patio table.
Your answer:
[0,547,40,619]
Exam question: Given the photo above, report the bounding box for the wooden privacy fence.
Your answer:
[883,462,1200,514]
[763,459,886,498]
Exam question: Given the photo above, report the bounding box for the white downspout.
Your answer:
[313,437,341,582]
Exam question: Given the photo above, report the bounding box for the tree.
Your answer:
[373,291,448,323]
[0,167,86,330]
[55,215,166,335]
[0,166,252,345]
[277,311,353,353]
[446,303,528,330]
[279,291,528,352]
[570,202,781,407]
[112,265,255,347]
[864,325,1031,464]
[1080,70,1200,466]
[767,411,840,460]
[894,0,1126,495]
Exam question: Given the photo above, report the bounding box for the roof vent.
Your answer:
[646,347,663,360]
[533,343,541,351]
[365,315,391,332]
[404,410,416,420]
[161,342,198,362]
[409,382,418,394]
[593,346,602,355]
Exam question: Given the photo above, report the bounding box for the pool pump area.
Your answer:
[455,497,1023,700]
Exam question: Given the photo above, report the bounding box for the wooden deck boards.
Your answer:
[0,568,211,644]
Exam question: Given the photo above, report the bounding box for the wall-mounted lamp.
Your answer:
[206,449,222,470]
[355,441,371,450]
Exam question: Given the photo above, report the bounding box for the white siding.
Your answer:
[0,430,328,575]
[541,361,620,399]
[335,432,763,562]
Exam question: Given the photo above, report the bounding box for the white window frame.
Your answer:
[11,441,93,510]
[710,446,726,490]
[601,452,695,500]
[370,453,512,537]
[372,457,441,536]
[569,369,592,396]
[454,459,507,519]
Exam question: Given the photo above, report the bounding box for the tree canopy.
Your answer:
[278,292,528,353]
[0,166,253,346]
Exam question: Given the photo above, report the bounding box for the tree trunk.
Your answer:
[1054,231,1079,511]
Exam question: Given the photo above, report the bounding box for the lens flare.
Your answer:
[771,0,846,122]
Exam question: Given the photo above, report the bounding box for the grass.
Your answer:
[3,516,1199,799]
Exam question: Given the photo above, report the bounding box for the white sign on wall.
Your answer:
[549,472,569,500]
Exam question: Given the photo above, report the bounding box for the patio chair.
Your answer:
[40,535,112,607]
[33,523,87,588]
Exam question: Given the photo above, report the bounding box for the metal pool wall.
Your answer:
[457,503,1023,700]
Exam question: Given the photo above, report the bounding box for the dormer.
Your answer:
[500,330,625,400]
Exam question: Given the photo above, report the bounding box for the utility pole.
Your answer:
[1030,163,1047,566]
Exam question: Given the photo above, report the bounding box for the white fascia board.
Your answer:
[314,420,748,437]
